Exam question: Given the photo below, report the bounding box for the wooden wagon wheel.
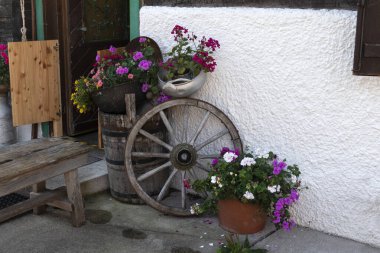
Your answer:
[125,98,243,216]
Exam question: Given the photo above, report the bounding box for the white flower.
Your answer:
[190,203,200,214]
[223,152,238,163]
[267,185,281,193]
[243,191,255,200]
[240,157,256,166]
[229,172,233,175]
[190,207,195,214]
[291,175,298,183]
[218,183,223,188]
[211,176,217,184]
[209,243,214,247]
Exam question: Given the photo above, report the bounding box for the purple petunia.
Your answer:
[141,83,149,93]
[157,92,171,104]
[116,66,129,75]
[109,45,117,54]
[138,60,152,71]
[290,189,299,201]
[133,51,144,61]
[211,158,219,167]
[272,159,287,175]
[139,37,147,43]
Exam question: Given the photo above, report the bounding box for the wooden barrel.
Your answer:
[100,111,168,204]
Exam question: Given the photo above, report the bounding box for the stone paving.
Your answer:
[0,192,378,253]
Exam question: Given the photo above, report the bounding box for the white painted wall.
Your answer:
[140,7,380,247]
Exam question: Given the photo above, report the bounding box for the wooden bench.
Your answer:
[0,137,92,227]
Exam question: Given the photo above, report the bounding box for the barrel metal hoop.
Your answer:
[105,158,125,166]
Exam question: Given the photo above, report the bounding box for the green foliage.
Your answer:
[216,235,267,253]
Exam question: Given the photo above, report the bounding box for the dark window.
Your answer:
[353,0,380,76]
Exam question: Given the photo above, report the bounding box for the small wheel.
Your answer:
[125,98,242,216]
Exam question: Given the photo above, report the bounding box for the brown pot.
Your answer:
[218,199,267,234]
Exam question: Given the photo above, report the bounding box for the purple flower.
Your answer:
[139,37,147,43]
[95,54,101,62]
[275,198,284,211]
[284,197,293,205]
[220,147,230,156]
[272,217,281,224]
[290,189,299,201]
[133,51,144,61]
[138,60,152,71]
[109,45,117,54]
[141,83,149,93]
[211,159,219,167]
[272,159,287,175]
[282,221,290,231]
[116,66,129,75]
[157,92,171,104]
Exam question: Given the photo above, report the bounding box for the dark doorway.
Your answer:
[43,0,130,135]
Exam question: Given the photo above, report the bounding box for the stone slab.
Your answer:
[254,227,380,253]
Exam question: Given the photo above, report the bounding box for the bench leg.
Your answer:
[32,182,47,215]
[64,170,85,227]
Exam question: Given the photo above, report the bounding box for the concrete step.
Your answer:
[46,158,109,196]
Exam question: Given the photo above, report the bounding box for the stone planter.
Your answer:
[0,84,15,146]
[218,199,267,234]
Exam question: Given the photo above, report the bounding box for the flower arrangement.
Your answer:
[192,147,302,231]
[71,38,163,114]
[0,44,10,86]
[160,25,220,81]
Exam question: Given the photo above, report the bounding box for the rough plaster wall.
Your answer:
[140,7,380,247]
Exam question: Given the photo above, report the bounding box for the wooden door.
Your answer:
[56,0,130,135]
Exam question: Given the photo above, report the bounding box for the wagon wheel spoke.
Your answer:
[159,110,180,145]
[157,168,178,202]
[182,105,190,143]
[198,154,220,159]
[188,168,208,199]
[195,129,229,151]
[196,161,211,173]
[189,111,210,145]
[137,161,172,182]
[132,152,170,158]
[181,171,186,209]
[139,129,173,151]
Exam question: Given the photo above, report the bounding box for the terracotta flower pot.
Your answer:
[218,199,267,234]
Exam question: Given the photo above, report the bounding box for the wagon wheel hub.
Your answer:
[170,144,197,171]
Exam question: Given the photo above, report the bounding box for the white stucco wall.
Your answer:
[140,7,380,247]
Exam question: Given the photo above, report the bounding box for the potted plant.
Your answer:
[158,25,220,98]
[71,37,162,114]
[191,147,302,234]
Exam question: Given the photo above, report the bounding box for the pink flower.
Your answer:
[116,66,129,75]
[0,44,7,51]
[97,80,103,88]
[138,60,152,71]
[1,52,9,65]
[95,54,101,62]
[139,37,147,43]
[141,83,149,93]
[128,74,134,79]
[183,179,191,189]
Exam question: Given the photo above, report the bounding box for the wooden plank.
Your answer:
[0,189,66,224]
[0,138,67,163]
[64,170,85,227]
[8,40,62,126]
[0,153,89,196]
[30,190,73,212]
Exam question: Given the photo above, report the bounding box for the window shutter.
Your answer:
[353,0,380,76]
